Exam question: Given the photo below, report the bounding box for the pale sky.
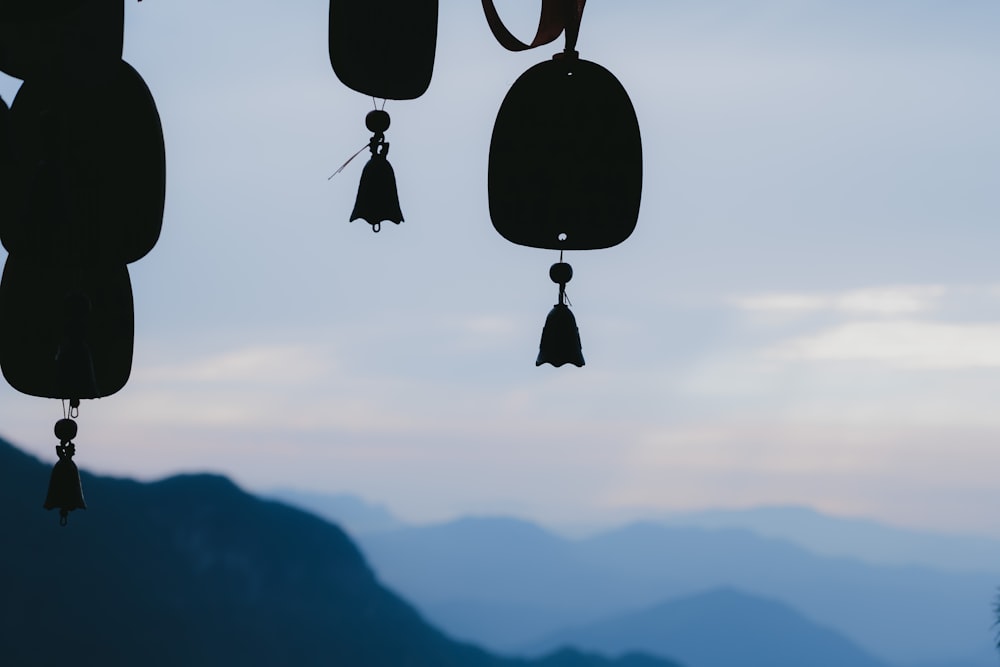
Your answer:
[2,0,1000,535]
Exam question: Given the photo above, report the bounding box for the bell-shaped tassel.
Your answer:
[54,291,100,400]
[536,261,584,367]
[350,109,403,232]
[351,154,404,231]
[44,419,87,526]
[536,303,585,367]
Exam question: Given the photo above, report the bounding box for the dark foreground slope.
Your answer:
[0,439,675,667]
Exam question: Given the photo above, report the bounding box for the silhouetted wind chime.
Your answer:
[0,0,638,524]
[0,0,165,524]
[484,0,642,366]
[328,0,439,232]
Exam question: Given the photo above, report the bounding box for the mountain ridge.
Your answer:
[269,488,1000,575]
[659,505,1000,574]
[356,511,998,667]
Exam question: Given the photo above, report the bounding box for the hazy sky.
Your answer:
[2,0,1000,534]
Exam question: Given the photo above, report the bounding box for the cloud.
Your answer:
[736,285,946,316]
[139,344,336,385]
[458,315,520,336]
[769,320,1000,370]
[600,419,1000,536]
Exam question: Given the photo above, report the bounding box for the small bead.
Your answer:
[549,262,573,285]
[365,110,390,133]
[54,418,78,442]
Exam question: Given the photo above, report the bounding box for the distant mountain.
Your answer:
[267,493,1000,575]
[361,517,608,648]
[532,587,893,667]
[0,438,677,667]
[661,505,1000,574]
[357,517,999,667]
[264,487,404,535]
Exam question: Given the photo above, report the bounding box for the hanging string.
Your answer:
[328,143,370,180]
[555,249,572,307]
[481,0,586,54]
[331,98,388,179]
[60,398,80,419]
[563,0,586,54]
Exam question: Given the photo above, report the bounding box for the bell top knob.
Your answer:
[549,262,573,286]
[366,110,391,134]
[54,418,77,442]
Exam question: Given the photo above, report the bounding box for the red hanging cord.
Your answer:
[481,0,586,53]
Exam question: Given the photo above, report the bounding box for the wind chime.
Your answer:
[328,0,438,232]
[0,96,8,200]
[0,0,165,524]
[484,0,642,366]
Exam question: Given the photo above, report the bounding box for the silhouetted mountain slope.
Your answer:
[532,588,892,667]
[0,438,677,667]
[359,517,998,667]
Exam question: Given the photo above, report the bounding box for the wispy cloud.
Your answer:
[139,344,337,385]
[770,320,1000,370]
[602,419,1000,535]
[458,315,520,337]
[736,286,946,316]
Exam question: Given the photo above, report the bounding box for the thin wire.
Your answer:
[328,142,369,179]
[556,249,571,306]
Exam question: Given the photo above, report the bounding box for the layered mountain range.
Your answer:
[275,492,1000,667]
[0,438,673,667]
[5,433,996,667]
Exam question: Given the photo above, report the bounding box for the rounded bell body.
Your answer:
[4,60,165,264]
[0,0,124,84]
[0,257,134,399]
[328,0,438,100]
[489,58,642,251]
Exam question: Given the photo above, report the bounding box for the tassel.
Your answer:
[536,261,584,367]
[44,418,87,526]
[349,110,403,232]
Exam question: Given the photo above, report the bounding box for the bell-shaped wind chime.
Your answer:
[328,0,438,232]
[484,0,643,366]
[0,0,165,524]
